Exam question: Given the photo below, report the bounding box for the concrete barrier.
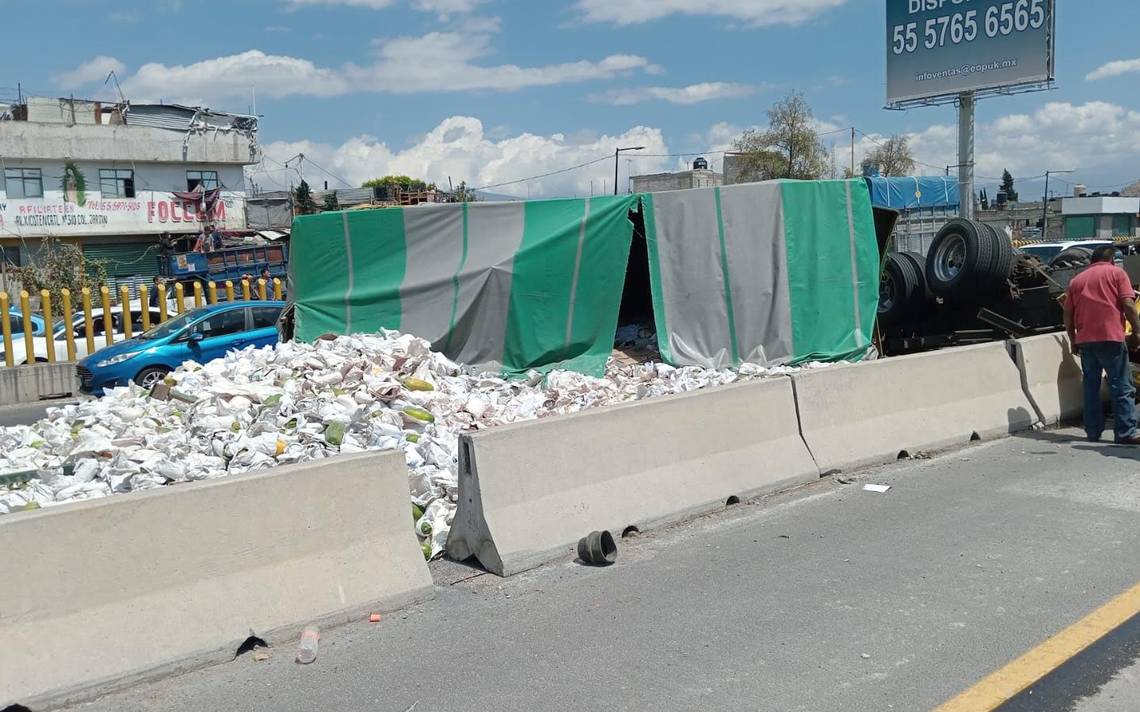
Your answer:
[1009,332,1084,426]
[0,362,77,405]
[791,341,1037,473]
[447,377,819,577]
[0,452,433,708]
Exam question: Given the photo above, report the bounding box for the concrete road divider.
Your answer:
[792,341,1036,473]
[1009,333,1084,426]
[447,377,819,577]
[0,362,77,405]
[0,452,433,708]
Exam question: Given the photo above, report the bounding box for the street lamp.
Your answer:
[1042,169,1074,238]
[615,146,645,195]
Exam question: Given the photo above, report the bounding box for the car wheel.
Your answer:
[134,366,171,389]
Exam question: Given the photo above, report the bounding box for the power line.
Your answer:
[469,154,614,192]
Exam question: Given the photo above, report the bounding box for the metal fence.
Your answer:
[0,278,284,368]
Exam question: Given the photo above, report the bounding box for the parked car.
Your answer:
[77,300,286,394]
[5,308,46,336]
[1019,240,1114,266]
[1,302,165,365]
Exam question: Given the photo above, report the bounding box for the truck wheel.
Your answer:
[926,219,1004,300]
[134,366,170,389]
[983,223,1014,280]
[1050,247,1093,269]
[879,253,923,326]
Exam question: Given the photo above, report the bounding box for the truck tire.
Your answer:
[1050,247,1093,269]
[983,223,1014,280]
[926,219,988,299]
[879,253,923,326]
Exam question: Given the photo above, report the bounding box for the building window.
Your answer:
[3,168,43,199]
[99,169,135,198]
[186,170,219,192]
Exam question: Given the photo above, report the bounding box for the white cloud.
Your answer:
[1087,57,1140,81]
[575,0,848,26]
[591,82,756,106]
[118,33,655,104]
[56,56,127,89]
[253,116,670,198]
[410,0,485,19]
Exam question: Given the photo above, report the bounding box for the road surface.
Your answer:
[0,398,77,428]
[61,428,1140,711]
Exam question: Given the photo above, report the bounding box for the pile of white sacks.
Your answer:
[0,331,830,558]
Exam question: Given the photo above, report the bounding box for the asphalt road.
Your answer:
[0,398,77,428]
[60,429,1140,712]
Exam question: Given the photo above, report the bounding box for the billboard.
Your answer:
[886,0,1055,105]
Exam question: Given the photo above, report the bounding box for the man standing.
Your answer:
[1064,245,1140,444]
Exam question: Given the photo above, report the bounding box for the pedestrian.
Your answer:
[260,267,271,282]
[211,225,224,252]
[149,276,165,308]
[1064,245,1140,444]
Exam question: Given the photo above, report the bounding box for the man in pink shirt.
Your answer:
[1064,245,1140,444]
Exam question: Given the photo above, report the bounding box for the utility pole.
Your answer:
[614,146,645,195]
[1042,169,1074,239]
[957,92,975,220]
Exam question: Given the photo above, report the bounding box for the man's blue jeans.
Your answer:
[1080,341,1138,442]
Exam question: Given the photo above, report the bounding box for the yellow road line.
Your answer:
[933,580,1140,711]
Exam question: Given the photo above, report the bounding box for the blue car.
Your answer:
[6,308,46,336]
[78,300,285,395]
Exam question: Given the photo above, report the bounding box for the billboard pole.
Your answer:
[957,91,975,220]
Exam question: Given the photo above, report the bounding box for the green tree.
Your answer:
[322,190,340,212]
[294,180,318,215]
[8,237,108,307]
[361,175,436,193]
[731,92,829,182]
[1000,170,1019,202]
[452,180,478,203]
[861,135,916,177]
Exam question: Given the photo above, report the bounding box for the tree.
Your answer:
[8,237,108,307]
[731,92,829,182]
[294,180,318,215]
[979,187,990,211]
[860,135,916,177]
[361,175,436,193]
[451,181,478,203]
[1000,170,1019,202]
[322,190,339,212]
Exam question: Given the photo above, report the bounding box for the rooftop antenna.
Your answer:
[104,70,126,104]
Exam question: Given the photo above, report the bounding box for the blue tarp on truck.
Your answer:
[865,176,959,210]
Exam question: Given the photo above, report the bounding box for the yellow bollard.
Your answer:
[40,290,56,363]
[157,284,168,323]
[119,285,133,340]
[61,289,76,362]
[257,278,267,300]
[207,281,218,305]
[82,288,95,355]
[139,285,151,331]
[20,290,34,365]
[100,287,114,346]
[175,283,186,314]
[193,281,204,308]
[241,278,252,301]
[273,278,283,300]
[0,292,13,368]
[225,280,235,303]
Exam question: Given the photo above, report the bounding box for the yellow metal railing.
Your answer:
[0,278,284,367]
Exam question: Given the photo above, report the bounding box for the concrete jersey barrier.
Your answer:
[791,341,1036,473]
[1009,332,1084,426]
[447,377,819,577]
[0,452,434,708]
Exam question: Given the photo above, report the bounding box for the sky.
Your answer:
[4,0,1140,200]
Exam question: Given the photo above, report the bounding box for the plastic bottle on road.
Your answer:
[295,625,319,664]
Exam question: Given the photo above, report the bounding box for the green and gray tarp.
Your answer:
[643,179,879,368]
[288,179,879,376]
[290,196,637,376]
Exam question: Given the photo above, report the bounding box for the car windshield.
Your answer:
[1021,245,1063,262]
[139,311,197,340]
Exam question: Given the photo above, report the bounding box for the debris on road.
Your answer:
[369,613,382,623]
[295,625,320,665]
[863,484,891,494]
[577,530,618,566]
[0,330,831,556]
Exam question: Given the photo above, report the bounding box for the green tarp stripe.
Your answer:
[844,181,866,347]
[641,194,674,365]
[342,211,354,334]
[714,187,740,367]
[443,203,470,354]
[563,197,590,348]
